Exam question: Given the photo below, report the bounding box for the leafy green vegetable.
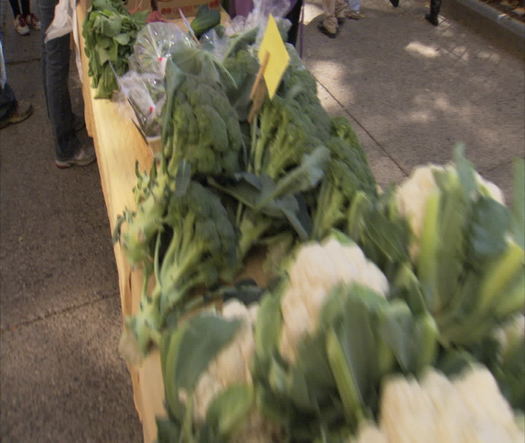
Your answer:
[83,0,147,98]
[191,5,221,38]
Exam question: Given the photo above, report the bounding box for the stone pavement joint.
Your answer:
[315,78,411,177]
[0,293,117,334]
[6,56,42,65]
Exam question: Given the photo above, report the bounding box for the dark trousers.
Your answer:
[38,0,79,160]
[0,35,16,122]
[286,0,303,47]
[9,0,30,18]
[429,0,441,17]
[0,82,17,122]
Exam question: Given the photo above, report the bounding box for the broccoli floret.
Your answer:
[311,119,377,240]
[155,181,238,317]
[162,62,243,177]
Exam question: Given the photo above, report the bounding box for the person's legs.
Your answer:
[22,0,40,30]
[320,0,339,37]
[38,0,77,160]
[8,0,21,17]
[285,0,303,46]
[10,0,30,35]
[346,0,364,18]
[38,0,94,167]
[20,0,30,16]
[0,82,33,129]
[0,82,17,121]
[425,0,441,25]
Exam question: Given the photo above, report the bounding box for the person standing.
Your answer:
[318,0,350,38]
[346,0,364,20]
[38,0,95,168]
[387,0,441,26]
[425,0,441,25]
[9,0,40,36]
[0,37,33,129]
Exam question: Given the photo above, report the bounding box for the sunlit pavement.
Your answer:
[303,0,524,195]
[0,0,524,441]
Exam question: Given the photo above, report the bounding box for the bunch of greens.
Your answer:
[83,0,147,98]
[128,22,194,77]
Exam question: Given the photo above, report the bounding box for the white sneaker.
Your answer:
[14,15,30,36]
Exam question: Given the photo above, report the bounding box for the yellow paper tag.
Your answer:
[258,14,290,99]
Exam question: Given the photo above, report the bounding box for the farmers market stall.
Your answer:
[74,0,525,442]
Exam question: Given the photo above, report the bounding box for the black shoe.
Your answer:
[425,13,438,25]
[389,0,399,7]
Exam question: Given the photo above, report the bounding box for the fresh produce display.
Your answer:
[83,4,525,440]
[83,0,147,98]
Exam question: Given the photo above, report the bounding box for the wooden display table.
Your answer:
[76,3,164,442]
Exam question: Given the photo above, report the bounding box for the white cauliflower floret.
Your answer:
[395,164,504,257]
[230,411,282,443]
[192,300,257,420]
[280,237,389,362]
[374,366,524,443]
[353,423,388,443]
[494,315,525,352]
[189,301,279,442]
[395,165,443,249]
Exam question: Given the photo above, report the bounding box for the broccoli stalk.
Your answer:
[115,162,173,268]
[123,182,238,356]
[154,182,237,321]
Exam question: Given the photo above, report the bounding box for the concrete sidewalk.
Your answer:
[1,0,524,441]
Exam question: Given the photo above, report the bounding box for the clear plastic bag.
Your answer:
[45,0,75,43]
[128,22,195,77]
[226,0,292,42]
[117,71,166,138]
[199,27,230,61]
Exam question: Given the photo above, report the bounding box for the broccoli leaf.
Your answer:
[468,196,509,265]
[168,315,241,392]
[205,384,254,438]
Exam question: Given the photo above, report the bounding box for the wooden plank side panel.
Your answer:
[76,2,163,441]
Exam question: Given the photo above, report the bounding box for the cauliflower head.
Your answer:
[395,164,504,257]
[279,237,389,362]
[192,299,258,420]
[371,366,524,443]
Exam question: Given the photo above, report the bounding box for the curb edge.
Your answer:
[452,0,525,39]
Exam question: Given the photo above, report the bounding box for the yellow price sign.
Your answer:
[258,14,290,99]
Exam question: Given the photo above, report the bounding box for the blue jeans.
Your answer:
[0,35,16,122]
[38,0,79,160]
[0,81,16,122]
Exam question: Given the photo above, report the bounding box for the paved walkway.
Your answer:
[0,0,523,441]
